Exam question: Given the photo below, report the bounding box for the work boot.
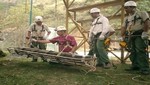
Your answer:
[96,63,103,67]
[31,59,37,62]
[140,70,149,75]
[103,62,112,69]
[42,59,47,62]
[49,61,59,65]
[125,67,140,71]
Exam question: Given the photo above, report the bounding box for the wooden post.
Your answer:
[74,11,76,20]
[65,0,69,33]
[120,0,125,63]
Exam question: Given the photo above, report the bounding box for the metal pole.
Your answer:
[29,0,33,25]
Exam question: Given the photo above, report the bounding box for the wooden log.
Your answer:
[9,47,97,72]
[15,47,87,58]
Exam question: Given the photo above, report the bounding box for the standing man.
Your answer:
[120,1,150,75]
[26,16,51,62]
[32,26,77,54]
[88,8,112,68]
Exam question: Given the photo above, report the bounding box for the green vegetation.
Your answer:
[0,56,150,85]
[0,1,150,85]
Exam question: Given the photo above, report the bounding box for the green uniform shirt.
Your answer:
[122,11,149,32]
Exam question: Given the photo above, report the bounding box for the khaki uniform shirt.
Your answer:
[122,11,149,32]
[28,23,50,37]
[89,14,110,39]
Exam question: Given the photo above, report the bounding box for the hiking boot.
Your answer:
[140,70,149,75]
[125,67,140,71]
[96,64,103,67]
[49,61,59,64]
[42,59,47,62]
[103,62,112,69]
[31,59,37,62]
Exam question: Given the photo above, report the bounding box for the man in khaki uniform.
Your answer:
[120,1,150,75]
[88,8,113,68]
[26,16,51,62]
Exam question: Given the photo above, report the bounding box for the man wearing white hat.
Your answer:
[26,16,51,62]
[88,7,112,68]
[120,1,150,75]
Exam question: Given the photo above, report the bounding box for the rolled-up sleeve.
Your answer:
[49,37,59,44]
[69,36,77,46]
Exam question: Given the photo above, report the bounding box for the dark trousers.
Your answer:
[30,37,47,61]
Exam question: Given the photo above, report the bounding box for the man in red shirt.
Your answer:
[32,26,77,53]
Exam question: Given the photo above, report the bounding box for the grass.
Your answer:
[0,56,150,85]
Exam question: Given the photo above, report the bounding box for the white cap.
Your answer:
[90,8,100,13]
[35,16,43,22]
[124,1,137,7]
[55,26,66,31]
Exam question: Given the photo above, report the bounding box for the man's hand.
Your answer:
[69,52,77,57]
[99,35,105,40]
[32,39,37,42]
[88,38,91,43]
[43,35,48,39]
[119,37,124,41]
[141,32,148,39]
[26,36,30,39]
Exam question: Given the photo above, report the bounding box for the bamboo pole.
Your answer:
[120,0,125,63]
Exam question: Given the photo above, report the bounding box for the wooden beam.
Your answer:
[77,10,149,23]
[68,0,75,8]
[63,0,69,33]
[77,14,122,23]
[68,0,122,12]
[120,0,125,64]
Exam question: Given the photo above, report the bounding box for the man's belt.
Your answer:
[132,29,143,35]
[94,32,102,38]
[31,36,44,39]
[126,29,143,36]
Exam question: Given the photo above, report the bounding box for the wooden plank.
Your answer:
[9,47,97,72]
[15,48,94,60]
[77,10,149,23]
[77,14,122,23]
[68,0,122,12]
[68,0,139,12]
